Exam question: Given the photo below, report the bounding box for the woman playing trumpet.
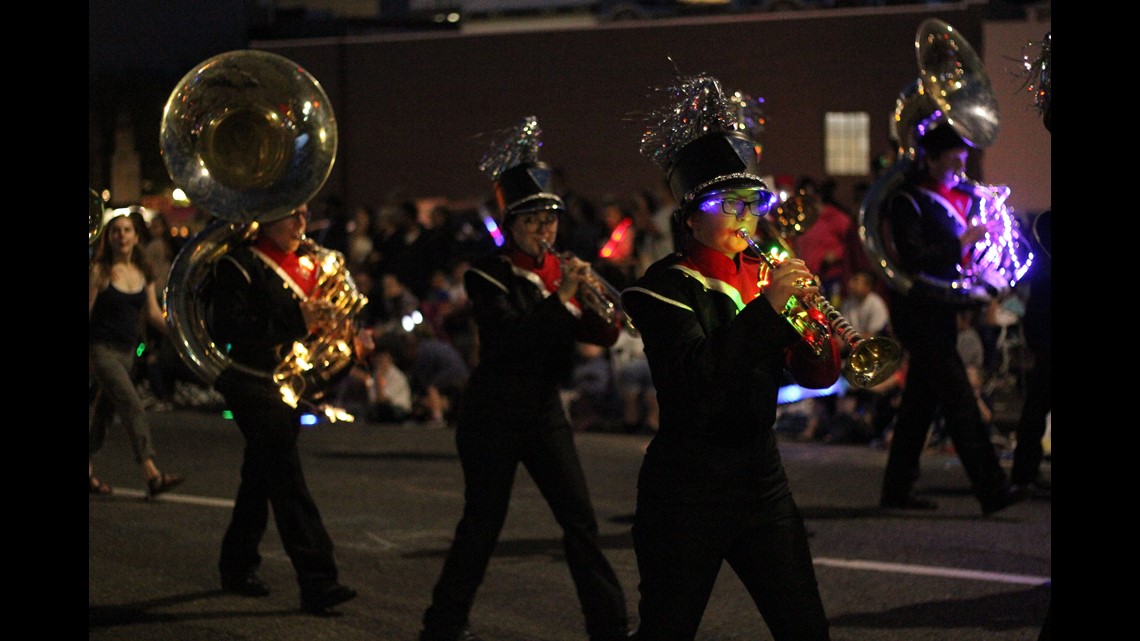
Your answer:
[418,116,630,641]
[620,74,840,641]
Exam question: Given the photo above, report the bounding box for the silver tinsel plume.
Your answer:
[478,115,543,182]
[729,89,766,158]
[730,90,766,138]
[1020,32,1051,119]
[639,73,744,171]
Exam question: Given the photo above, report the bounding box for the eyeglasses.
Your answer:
[519,213,558,231]
[697,192,778,218]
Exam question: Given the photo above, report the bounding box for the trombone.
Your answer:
[736,228,902,389]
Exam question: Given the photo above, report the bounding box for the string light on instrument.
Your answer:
[960,182,1034,293]
[738,228,901,389]
[752,241,789,291]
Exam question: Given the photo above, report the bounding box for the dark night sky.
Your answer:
[89,1,252,194]
[89,1,249,80]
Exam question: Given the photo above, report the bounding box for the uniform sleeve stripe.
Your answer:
[468,267,509,293]
[622,286,693,312]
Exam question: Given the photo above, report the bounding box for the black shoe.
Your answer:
[301,583,357,614]
[880,494,938,510]
[221,573,270,597]
[418,627,485,641]
[981,486,1026,516]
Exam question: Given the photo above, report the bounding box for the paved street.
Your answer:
[88,405,1050,641]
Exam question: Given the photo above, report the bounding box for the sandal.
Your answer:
[89,475,113,496]
[146,472,185,498]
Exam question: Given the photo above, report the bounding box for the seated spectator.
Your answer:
[980,290,1027,379]
[956,308,986,374]
[822,356,909,447]
[351,270,384,331]
[630,188,673,279]
[825,270,898,444]
[420,267,459,342]
[369,348,413,424]
[402,324,471,428]
[331,363,374,421]
[566,342,619,432]
[374,272,421,334]
[839,271,891,339]
[610,327,657,434]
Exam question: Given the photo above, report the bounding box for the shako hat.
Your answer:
[918,123,973,155]
[478,115,565,218]
[639,73,774,212]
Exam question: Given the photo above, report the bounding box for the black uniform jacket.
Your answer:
[621,243,840,450]
[460,247,620,430]
[208,243,333,393]
[885,182,989,297]
[884,181,984,347]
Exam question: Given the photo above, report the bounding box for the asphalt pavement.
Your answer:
[88,405,1051,641]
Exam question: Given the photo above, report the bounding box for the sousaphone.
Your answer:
[859,19,1032,303]
[89,188,105,246]
[162,50,365,411]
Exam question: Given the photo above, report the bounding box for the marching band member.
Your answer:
[208,204,366,614]
[875,125,1021,516]
[621,74,840,641]
[418,117,630,641]
[864,18,1030,517]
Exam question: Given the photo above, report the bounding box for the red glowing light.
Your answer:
[599,217,633,260]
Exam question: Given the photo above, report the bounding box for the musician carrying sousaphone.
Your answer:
[875,123,1024,513]
[868,19,1028,516]
[159,50,368,615]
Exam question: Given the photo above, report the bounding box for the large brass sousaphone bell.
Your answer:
[859,19,1032,303]
[894,19,999,155]
[161,49,337,224]
[162,50,365,413]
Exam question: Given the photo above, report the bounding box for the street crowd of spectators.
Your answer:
[125,176,1038,451]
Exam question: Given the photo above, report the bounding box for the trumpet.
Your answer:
[736,228,902,389]
[539,239,637,335]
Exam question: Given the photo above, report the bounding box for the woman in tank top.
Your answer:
[89,212,184,498]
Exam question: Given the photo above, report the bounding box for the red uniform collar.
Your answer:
[505,245,558,288]
[253,236,319,296]
[678,241,764,304]
[505,245,583,312]
[925,180,972,224]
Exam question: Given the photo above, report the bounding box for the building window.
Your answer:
[824,112,870,176]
